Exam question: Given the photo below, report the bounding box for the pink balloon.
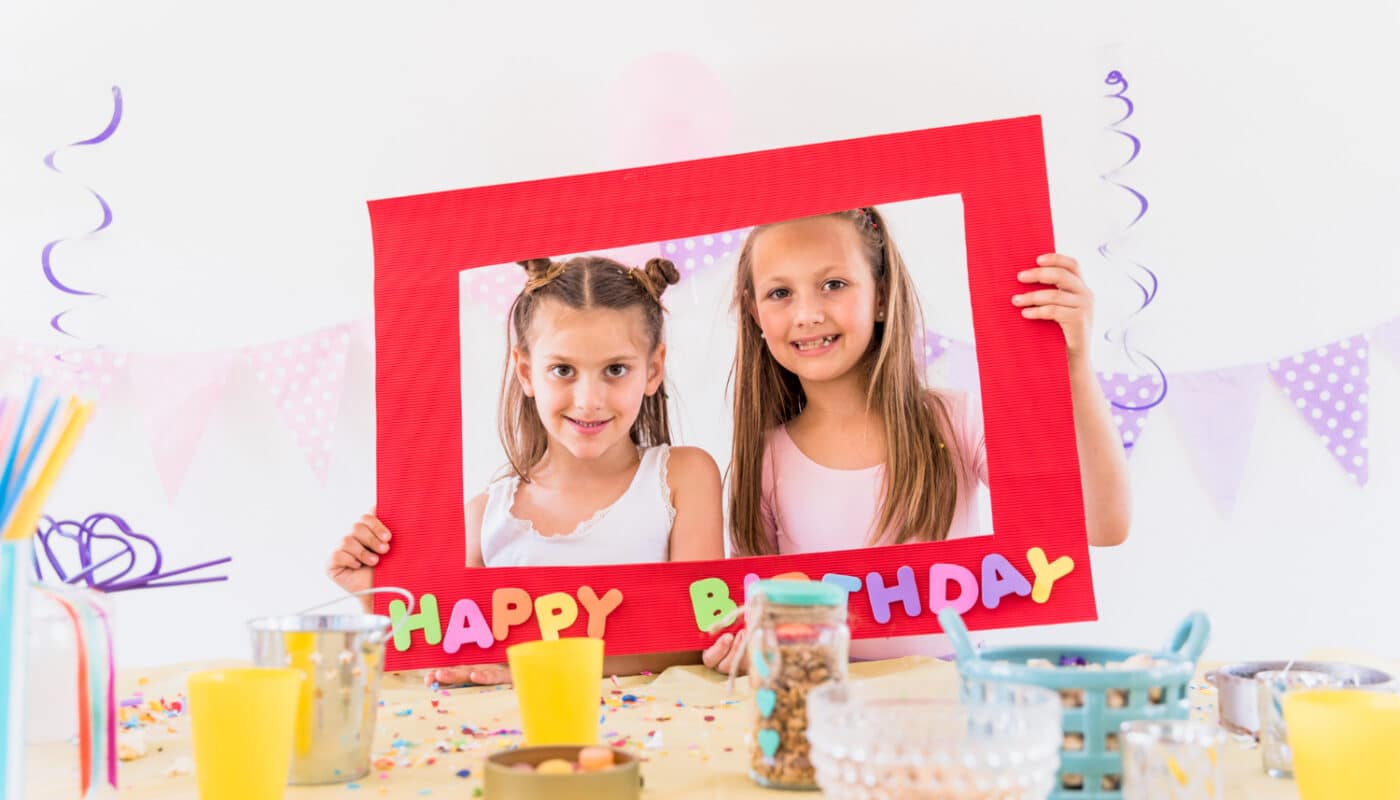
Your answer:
[607,52,736,165]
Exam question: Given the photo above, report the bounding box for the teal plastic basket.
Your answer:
[938,608,1210,800]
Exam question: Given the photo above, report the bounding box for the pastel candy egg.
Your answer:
[535,758,575,775]
[578,746,615,772]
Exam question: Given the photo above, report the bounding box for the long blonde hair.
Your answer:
[499,255,681,482]
[728,207,964,555]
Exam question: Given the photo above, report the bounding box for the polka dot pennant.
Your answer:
[921,329,952,368]
[460,263,527,324]
[0,338,127,398]
[243,324,353,484]
[1097,372,1164,455]
[1267,335,1370,486]
[921,331,981,395]
[660,229,751,278]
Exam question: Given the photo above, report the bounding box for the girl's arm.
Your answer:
[665,446,726,561]
[1066,354,1132,546]
[1014,254,1132,547]
[465,492,489,567]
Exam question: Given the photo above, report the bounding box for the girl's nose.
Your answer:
[574,376,606,410]
[793,293,825,326]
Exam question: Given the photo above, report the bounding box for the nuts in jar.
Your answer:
[745,580,849,790]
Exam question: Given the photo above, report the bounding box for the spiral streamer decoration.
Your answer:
[1099,71,1167,410]
[41,86,122,360]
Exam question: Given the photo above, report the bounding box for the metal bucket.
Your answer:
[248,588,412,785]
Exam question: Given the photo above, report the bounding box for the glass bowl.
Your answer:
[807,680,1062,799]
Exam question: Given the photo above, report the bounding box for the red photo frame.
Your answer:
[368,115,1095,670]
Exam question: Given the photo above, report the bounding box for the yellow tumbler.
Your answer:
[507,638,604,745]
[1284,688,1400,800]
[187,667,304,800]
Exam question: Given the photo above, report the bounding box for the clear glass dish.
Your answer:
[807,680,1062,799]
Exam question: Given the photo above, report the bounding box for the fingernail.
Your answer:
[1017,271,1030,280]
[1011,295,1023,305]
[1022,308,1034,317]
[379,543,389,553]
[369,555,379,564]
[1036,255,1049,264]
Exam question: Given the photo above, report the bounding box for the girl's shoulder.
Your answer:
[926,387,982,422]
[925,387,986,478]
[659,445,721,484]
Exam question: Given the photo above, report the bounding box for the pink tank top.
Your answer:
[758,390,988,659]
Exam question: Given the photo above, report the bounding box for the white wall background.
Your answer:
[2,0,1397,667]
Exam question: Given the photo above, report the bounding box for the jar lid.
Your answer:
[749,579,846,608]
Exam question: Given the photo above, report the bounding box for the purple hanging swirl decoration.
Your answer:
[1099,71,1167,410]
[30,512,231,593]
[42,86,122,361]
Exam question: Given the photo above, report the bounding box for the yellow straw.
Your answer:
[2,401,92,541]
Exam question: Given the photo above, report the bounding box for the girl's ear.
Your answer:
[513,348,535,398]
[645,342,667,397]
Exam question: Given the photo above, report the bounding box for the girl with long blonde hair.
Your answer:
[704,206,1131,670]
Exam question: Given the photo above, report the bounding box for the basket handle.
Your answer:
[295,586,414,617]
[1163,611,1211,661]
[936,607,982,662]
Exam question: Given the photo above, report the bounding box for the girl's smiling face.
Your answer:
[748,216,883,386]
[514,300,665,461]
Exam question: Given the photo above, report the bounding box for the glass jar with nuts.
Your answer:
[746,579,849,790]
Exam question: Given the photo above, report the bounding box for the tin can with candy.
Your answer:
[746,580,849,790]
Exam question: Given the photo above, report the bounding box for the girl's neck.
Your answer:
[796,362,879,428]
[534,437,640,484]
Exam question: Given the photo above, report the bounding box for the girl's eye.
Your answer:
[605,364,629,378]
[548,365,575,378]
[765,287,790,301]
[822,279,847,291]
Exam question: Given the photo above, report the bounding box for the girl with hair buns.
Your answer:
[329,254,726,684]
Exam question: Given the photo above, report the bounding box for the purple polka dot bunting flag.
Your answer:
[660,229,750,278]
[1268,335,1370,485]
[1097,372,1164,456]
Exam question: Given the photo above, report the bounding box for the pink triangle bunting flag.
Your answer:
[1372,316,1400,366]
[1168,366,1268,515]
[0,339,127,398]
[242,325,353,484]
[1267,335,1370,485]
[128,352,235,500]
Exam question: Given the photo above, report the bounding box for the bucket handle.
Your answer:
[1163,611,1211,662]
[294,587,416,644]
[937,607,981,663]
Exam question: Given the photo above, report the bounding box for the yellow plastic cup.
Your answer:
[187,667,304,800]
[507,637,604,745]
[1284,688,1400,799]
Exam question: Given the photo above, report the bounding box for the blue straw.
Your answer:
[0,397,60,524]
[0,378,40,521]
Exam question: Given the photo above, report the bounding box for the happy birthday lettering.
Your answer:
[388,546,1073,653]
[689,547,1074,632]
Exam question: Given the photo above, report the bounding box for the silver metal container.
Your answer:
[1205,660,1393,737]
[248,607,395,784]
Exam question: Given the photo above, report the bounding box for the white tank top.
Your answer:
[479,445,676,567]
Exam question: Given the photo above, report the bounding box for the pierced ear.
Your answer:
[645,342,667,397]
[512,348,535,398]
